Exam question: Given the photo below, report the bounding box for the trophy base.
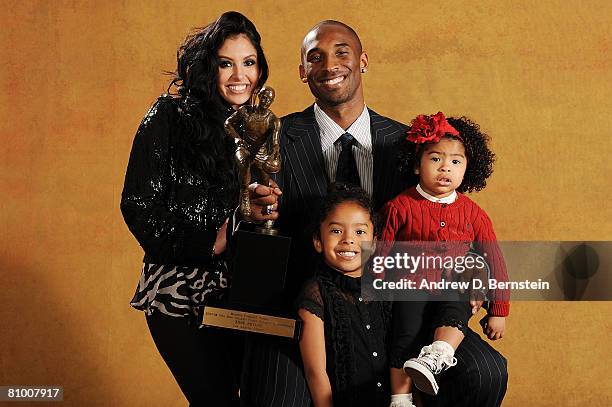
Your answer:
[200,230,297,338]
[201,306,302,340]
[255,220,278,235]
[230,230,290,308]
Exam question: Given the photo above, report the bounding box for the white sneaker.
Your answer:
[389,393,415,407]
[403,341,457,395]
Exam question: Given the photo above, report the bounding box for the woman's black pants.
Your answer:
[146,312,243,406]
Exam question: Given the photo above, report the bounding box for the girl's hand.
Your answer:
[212,219,229,256]
[480,316,506,340]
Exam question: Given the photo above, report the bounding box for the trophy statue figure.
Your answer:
[224,85,281,234]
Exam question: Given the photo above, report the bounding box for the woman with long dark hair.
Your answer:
[120,11,269,406]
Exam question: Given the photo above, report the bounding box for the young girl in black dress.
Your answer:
[297,183,391,407]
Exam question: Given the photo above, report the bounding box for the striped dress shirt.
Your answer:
[314,103,373,197]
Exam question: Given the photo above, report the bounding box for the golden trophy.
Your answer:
[202,86,300,339]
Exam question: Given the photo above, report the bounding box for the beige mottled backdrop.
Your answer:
[1,1,611,406]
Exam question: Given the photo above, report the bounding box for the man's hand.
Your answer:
[480,315,506,340]
[242,179,282,223]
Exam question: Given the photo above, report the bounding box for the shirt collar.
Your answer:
[416,183,458,204]
[314,103,371,151]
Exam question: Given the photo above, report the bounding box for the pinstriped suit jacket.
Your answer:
[273,105,411,307]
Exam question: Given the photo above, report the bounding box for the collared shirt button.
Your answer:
[440,221,446,227]
[366,324,371,330]
[358,297,363,302]
[372,351,378,357]
[376,382,382,387]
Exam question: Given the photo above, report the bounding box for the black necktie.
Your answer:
[335,132,360,186]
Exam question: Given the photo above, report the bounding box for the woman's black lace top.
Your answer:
[296,261,392,407]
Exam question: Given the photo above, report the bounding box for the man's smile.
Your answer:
[317,74,348,88]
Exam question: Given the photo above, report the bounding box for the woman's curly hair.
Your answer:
[167,11,269,188]
[310,183,379,239]
[398,116,495,193]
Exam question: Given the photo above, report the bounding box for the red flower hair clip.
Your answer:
[406,112,461,144]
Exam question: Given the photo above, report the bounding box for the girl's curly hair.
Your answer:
[310,183,379,239]
[398,116,495,193]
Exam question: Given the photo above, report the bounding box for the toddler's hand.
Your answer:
[479,316,505,340]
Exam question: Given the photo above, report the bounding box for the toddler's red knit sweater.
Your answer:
[380,186,510,316]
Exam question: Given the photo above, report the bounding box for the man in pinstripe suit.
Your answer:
[238,20,508,407]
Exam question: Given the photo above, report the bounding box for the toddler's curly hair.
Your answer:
[310,183,379,238]
[398,116,495,193]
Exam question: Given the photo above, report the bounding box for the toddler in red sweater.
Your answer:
[383,113,509,407]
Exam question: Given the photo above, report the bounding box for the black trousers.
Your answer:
[390,292,473,369]
[423,328,508,407]
[146,312,243,407]
[240,334,311,407]
[390,292,507,407]
[240,313,508,407]
[240,317,507,407]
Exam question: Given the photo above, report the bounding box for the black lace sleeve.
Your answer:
[295,277,324,320]
[120,97,217,263]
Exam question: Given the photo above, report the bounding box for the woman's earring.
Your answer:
[361,68,367,73]
[301,77,308,83]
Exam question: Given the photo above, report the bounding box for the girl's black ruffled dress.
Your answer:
[296,262,392,407]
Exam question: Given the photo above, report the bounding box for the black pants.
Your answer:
[240,334,311,407]
[423,328,508,407]
[240,326,506,407]
[390,293,507,407]
[390,292,473,369]
[146,312,243,406]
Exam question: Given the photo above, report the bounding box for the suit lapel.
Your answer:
[370,109,407,208]
[281,106,406,211]
[282,105,329,203]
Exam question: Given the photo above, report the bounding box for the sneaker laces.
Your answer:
[416,344,458,375]
[390,393,415,407]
